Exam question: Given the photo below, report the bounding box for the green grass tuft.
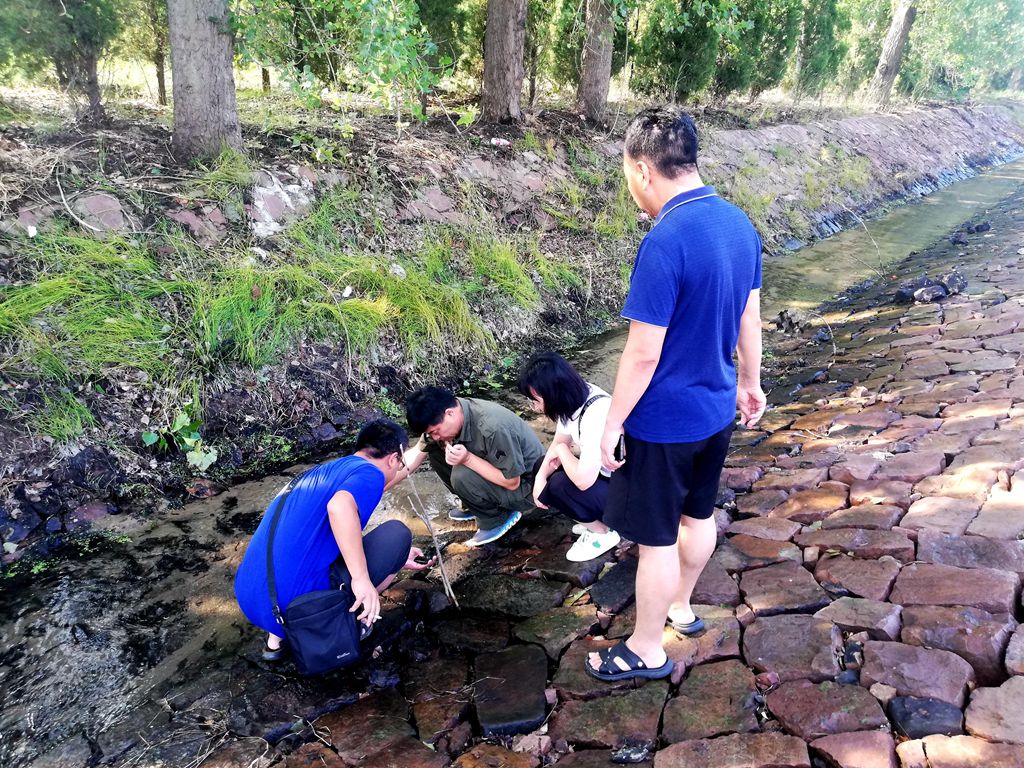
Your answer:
[465,232,539,309]
[193,149,254,202]
[30,390,95,442]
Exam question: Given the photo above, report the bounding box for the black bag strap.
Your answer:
[576,393,609,439]
[265,470,309,629]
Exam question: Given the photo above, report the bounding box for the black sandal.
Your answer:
[585,640,674,682]
[262,639,289,662]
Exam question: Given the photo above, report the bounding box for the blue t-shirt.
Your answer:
[234,455,385,635]
[622,186,762,443]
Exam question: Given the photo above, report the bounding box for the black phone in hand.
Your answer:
[613,434,626,462]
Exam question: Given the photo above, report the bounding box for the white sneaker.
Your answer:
[566,529,621,562]
[571,523,587,535]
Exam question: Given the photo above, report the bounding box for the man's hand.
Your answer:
[737,383,767,428]
[601,424,625,471]
[348,575,380,624]
[533,475,549,509]
[445,443,469,466]
[403,546,436,571]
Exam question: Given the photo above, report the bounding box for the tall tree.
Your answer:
[632,0,731,102]
[0,0,120,123]
[577,0,614,121]
[795,0,850,97]
[480,0,528,122]
[867,0,917,106]
[749,0,802,99]
[167,0,242,159]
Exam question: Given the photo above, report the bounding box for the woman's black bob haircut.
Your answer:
[518,351,590,424]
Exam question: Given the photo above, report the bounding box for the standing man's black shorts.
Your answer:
[604,423,733,546]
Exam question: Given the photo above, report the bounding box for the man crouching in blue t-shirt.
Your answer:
[587,109,766,682]
[234,419,435,661]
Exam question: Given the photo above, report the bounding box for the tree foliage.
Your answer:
[748,0,802,97]
[795,0,851,96]
[233,0,439,119]
[632,0,740,101]
[0,0,121,121]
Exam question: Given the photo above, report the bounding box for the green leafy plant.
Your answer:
[142,406,218,472]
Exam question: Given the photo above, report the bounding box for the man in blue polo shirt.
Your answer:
[587,109,766,681]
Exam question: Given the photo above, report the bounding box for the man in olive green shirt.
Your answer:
[398,386,544,546]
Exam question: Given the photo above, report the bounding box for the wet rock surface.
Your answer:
[7,181,1024,767]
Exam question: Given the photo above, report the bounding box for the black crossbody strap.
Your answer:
[576,393,609,440]
[265,471,308,628]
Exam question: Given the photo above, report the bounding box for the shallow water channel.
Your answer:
[2,157,1024,767]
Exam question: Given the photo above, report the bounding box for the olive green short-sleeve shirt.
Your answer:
[426,397,544,480]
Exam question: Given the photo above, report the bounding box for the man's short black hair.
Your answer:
[624,108,699,179]
[517,351,589,424]
[355,419,408,458]
[405,386,458,435]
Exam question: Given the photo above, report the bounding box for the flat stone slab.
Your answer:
[548,681,667,750]
[315,689,414,764]
[455,575,570,618]
[727,517,803,541]
[551,637,640,700]
[662,660,758,742]
[871,451,947,484]
[520,544,611,587]
[890,695,964,739]
[900,497,981,536]
[692,557,741,606]
[966,676,1024,745]
[768,485,850,524]
[453,744,537,768]
[655,733,810,767]
[475,645,548,736]
[968,491,1024,539]
[721,466,765,492]
[753,468,830,493]
[770,684,888,741]
[829,455,882,485]
[282,743,345,768]
[916,529,1024,575]
[716,535,803,572]
[740,561,832,616]
[512,605,599,659]
[889,563,1021,614]
[901,604,1017,686]
[860,641,976,707]
[767,679,888,740]
[810,731,897,768]
[664,610,743,672]
[736,489,789,518]
[363,737,450,768]
[849,480,913,509]
[814,554,902,600]
[589,558,638,613]
[406,656,470,743]
[743,614,841,683]
[815,596,903,640]
[821,504,905,530]
[794,529,914,562]
[896,734,1024,768]
[1007,625,1024,676]
[436,617,510,653]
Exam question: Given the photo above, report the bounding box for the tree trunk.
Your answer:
[577,0,613,123]
[262,67,271,93]
[527,41,538,107]
[867,0,917,107]
[83,53,105,124]
[167,0,243,160]
[155,51,168,106]
[1010,68,1024,92]
[480,0,527,123]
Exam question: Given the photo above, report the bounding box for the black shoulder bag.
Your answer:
[265,474,361,676]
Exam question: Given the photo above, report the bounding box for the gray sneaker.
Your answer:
[449,508,476,521]
[466,510,522,547]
